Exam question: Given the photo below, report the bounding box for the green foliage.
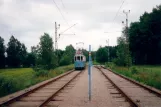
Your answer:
[6,36,28,68]
[25,53,36,67]
[0,68,34,97]
[96,46,108,63]
[111,66,161,90]
[115,34,132,67]
[38,33,56,70]
[64,45,75,63]
[34,68,48,77]
[58,45,75,66]
[129,5,161,65]
[0,36,5,68]
[131,66,138,74]
[96,46,117,63]
[105,62,115,69]
[93,61,100,65]
[0,65,74,97]
[55,49,64,64]
[59,54,71,66]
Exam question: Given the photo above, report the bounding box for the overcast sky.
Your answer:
[0,0,161,51]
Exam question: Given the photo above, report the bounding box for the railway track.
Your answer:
[0,69,83,107]
[96,65,161,107]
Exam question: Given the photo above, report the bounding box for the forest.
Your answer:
[96,5,161,66]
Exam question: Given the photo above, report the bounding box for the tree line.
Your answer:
[0,33,75,69]
[96,5,161,66]
[129,5,161,65]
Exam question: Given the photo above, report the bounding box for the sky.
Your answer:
[0,0,161,51]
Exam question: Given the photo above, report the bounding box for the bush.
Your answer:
[33,66,49,77]
[0,77,18,97]
[59,54,71,66]
[131,66,138,74]
[105,62,115,69]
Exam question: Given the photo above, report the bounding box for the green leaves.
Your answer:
[38,33,55,70]
[0,36,5,68]
[6,36,27,68]
[129,5,161,65]
[96,46,108,63]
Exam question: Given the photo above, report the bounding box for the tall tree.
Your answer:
[115,36,128,66]
[65,45,75,63]
[96,46,108,63]
[59,45,75,66]
[6,36,22,67]
[129,5,161,65]
[0,36,5,68]
[25,53,36,67]
[19,43,27,66]
[39,33,56,69]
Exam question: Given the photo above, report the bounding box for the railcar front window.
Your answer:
[77,56,80,61]
[81,56,83,61]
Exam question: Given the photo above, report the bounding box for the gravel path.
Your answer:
[47,67,118,107]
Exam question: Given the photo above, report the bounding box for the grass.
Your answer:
[93,61,100,65]
[106,64,161,90]
[0,64,74,97]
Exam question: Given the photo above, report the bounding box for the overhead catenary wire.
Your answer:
[52,0,69,26]
[60,0,68,14]
[52,0,75,35]
[112,0,125,24]
[59,23,77,35]
[104,0,126,32]
[60,0,66,10]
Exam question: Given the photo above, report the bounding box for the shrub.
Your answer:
[105,62,115,69]
[131,66,138,74]
[59,54,71,66]
[33,66,49,77]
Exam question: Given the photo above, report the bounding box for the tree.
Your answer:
[0,36,5,68]
[39,33,56,69]
[19,43,27,66]
[7,36,22,67]
[115,36,128,66]
[25,53,36,67]
[6,36,28,68]
[55,49,64,65]
[64,45,75,63]
[96,46,108,63]
[59,54,71,66]
[129,5,161,65]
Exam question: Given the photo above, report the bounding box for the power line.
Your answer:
[104,0,125,33]
[60,23,77,35]
[61,0,65,10]
[52,0,69,26]
[112,0,125,24]
[52,0,75,35]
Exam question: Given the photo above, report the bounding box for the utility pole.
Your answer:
[122,10,130,42]
[55,22,57,51]
[56,23,77,50]
[122,10,130,69]
[106,39,110,63]
[55,22,60,51]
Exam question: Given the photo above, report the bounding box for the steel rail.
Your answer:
[0,70,74,106]
[101,66,161,97]
[39,70,83,107]
[95,66,139,107]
